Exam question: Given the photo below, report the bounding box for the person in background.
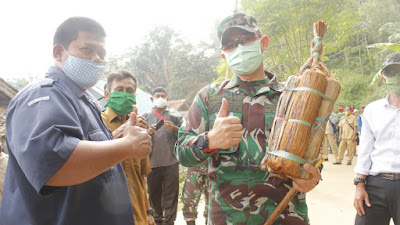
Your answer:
[0,17,151,225]
[181,161,209,225]
[354,52,400,225]
[101,70,155,225]
[142,87,183,225]
[0,149,8,206]
[338,105,344,113]
[350,105,355,113]
[334,106,357,165]
[357,105,365,134]
[0,136,7,154]
[336,104,345,139]
[321,112,339,162]
[174,12,320,225]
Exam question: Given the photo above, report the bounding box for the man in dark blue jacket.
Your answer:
[0,17,151,225]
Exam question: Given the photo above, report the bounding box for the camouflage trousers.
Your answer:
[181,165,209,222]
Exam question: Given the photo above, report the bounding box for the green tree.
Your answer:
[235,0,400,109]
[368,22,400,84]
[106,25,220,103]
[168,40,220,102]
[6,74,38,90]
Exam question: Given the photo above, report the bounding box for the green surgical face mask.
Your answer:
[105,91,136,115]
[225,40,263,75]
[385,75,400,95]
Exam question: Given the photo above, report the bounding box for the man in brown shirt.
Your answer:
[101,70,155,225]
[335,106,358,165]
[321,112,339,161]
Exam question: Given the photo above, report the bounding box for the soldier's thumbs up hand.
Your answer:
[207,98,243,150]
[217,97,229,117]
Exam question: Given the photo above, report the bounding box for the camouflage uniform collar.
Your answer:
[225,70,282,93]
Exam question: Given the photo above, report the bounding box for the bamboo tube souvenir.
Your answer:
[267,68,327,177]
[299,77,341,179]
[260,76,299,172]
[261,20,341,178]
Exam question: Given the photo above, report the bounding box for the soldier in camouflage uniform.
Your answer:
[174,13,321,225]
[181,161,209,225]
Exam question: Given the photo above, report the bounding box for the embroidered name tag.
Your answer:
[27,96,50,106]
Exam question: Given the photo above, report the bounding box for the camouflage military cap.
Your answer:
[217,12,262,41]
[380,52,400,74]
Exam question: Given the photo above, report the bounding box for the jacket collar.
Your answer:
[46,65,86,99]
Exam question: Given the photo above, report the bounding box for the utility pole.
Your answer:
[225,0,239,80]
[233,0,238,13]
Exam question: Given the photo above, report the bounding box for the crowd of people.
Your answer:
[322,104,366,166]
[0,12,399,225]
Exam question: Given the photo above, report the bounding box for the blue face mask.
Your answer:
[60,48,106,90]
[224,40,263,75]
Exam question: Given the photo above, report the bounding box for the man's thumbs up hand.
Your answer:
[217,98,229,117]
[131,105,148,129]
[129,112,137,126]
[207,98,243,150]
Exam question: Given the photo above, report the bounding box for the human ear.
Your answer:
[53,45,64,62]
[260,35,269,51]
[221,53,226,60]
[104,90,110,101]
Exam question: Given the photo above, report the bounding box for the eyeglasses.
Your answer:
[221,34,258,53]
[383,70,399,77]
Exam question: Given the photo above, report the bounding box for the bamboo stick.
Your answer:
[261,76,299,171]
[267,68,327,177]
[264,157,324,225]
[299,78,341,179]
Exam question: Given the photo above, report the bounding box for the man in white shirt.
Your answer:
[353,52,400,225]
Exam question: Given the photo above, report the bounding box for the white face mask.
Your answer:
[59,48,106,90]
[154,97,167,108]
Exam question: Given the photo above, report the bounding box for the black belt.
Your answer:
[379,173,400,181]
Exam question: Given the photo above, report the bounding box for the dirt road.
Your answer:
[175,153,394,225]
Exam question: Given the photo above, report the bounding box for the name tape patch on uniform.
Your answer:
[27,96,50,106]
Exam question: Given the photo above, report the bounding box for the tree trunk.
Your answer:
[357,35,364,77]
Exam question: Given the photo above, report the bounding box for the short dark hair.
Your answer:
[106,70,138,91]
[53,17,106,49]
[152,87,167,96]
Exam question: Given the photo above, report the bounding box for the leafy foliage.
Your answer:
[233,0,400,110]
[6,75,39,91]
[106,25,220,103]
[106,0,400,109]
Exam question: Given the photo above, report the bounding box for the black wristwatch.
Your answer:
[146,209,155,215]
[196,132,210,150]
[353,177,367,185]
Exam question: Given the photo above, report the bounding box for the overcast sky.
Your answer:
[0,0,237,80]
